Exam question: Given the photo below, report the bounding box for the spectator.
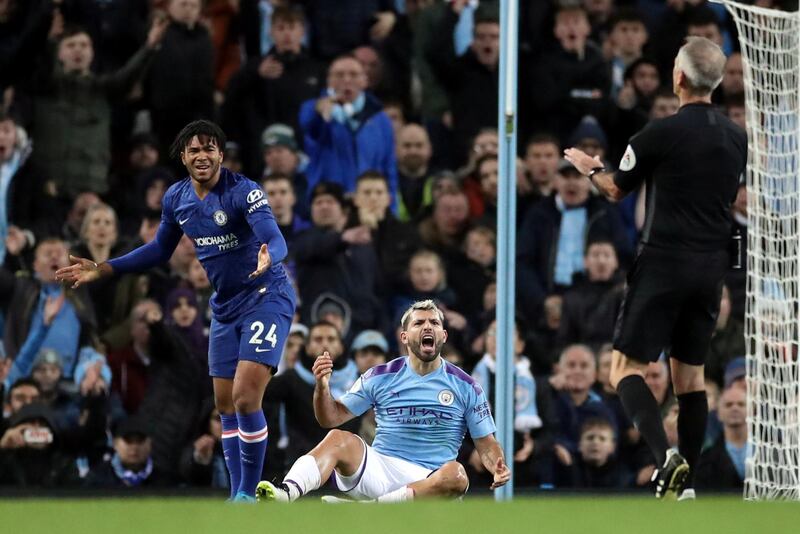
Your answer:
[223,7,324,177]
[696,386,749,491]
[552,344,617,468]
[418,189,471,256]
[1,379,41,424]
[299,55,398,203]
[294,182,386,336]
[705,285,746,388]
[106,298,202,477]
[517,159,630,324]
[164,287,208,373]
[349,329,388,445]
[473,154,499,227]
[146,0,214,158]
[106,300,164,414]
[606,9,649,100]
[0,0,53,90]
[348,171,419,294]
[645,356,673,412]
[0,402,80,487]
[0,112,56,265]
[187,257,212,327]
[179,399,228,489]
[262,174,311,254]
[259,124,309,218]
[0,239,110,391]
[264,321,359,466]
[61,192,101,245]
[203,0,242,96]
[392,250,465,335]
[721,52,744,99]
[726,182,747,322]
[29,20,167,199]
[395,123,436,223]
[87,417,172,488]
[471,319,557,487]
[447,226,495,327]
[301,0,397,60]
[556,240,624,352]
[71,203,143,335]
[427,2,500,166]
[529,3,610,144]
[649,88,681,120]
[563,417,629,489]
[522,133,560,206]
[280,323,308,374]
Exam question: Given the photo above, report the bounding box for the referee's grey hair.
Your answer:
[675,37,726,95]
[400,300,445,330]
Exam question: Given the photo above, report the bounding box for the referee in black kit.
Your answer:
[565,36,747,500]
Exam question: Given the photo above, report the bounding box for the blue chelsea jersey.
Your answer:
[162,168,288,321]
[338,357,497,470]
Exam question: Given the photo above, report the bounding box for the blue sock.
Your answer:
[237,410,268,497]
[220,413,241,499]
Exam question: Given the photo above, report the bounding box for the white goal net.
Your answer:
[717,0,800,500]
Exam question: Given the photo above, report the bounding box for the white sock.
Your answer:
[283,455,321,501]
[377,486,414,503]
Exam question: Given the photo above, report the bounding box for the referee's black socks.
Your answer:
[617,375,669,466]
[677,390,708,488]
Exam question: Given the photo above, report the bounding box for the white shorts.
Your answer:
[333,437,434,500]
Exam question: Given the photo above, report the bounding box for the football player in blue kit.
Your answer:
[256,300,510,503]
[56,120,296,501]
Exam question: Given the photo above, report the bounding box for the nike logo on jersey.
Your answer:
[254,347,272,353]
[179,217,190,226]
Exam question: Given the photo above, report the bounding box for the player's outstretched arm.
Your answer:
[473,434,511,489]
[55,255,112,289]
[312,351,356,428]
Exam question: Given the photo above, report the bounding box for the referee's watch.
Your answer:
[588,166,606,179]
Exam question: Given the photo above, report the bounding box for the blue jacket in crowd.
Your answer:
[299,91,398,210]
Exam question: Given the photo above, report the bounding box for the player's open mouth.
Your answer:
[421,334,435,349]
[195,163,210,170]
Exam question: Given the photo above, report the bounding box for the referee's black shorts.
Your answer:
[612,245,729,366]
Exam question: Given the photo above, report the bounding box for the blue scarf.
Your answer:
[0,149,21,265]
[472,354,542,431]
[111,453,153,487]
[293,358,358,399]
[554,195,588,286]
[328,90,366,131]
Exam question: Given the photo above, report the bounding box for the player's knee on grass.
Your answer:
[431,461,469,497]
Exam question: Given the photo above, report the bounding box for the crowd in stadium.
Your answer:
[0,0,777,493]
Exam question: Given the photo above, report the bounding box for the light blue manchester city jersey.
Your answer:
[338,357,496,470]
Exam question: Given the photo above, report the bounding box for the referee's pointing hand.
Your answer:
[564,148,603,177]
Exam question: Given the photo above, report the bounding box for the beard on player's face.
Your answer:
[406,333,444,362]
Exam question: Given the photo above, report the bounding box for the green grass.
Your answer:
[2,496,799,534]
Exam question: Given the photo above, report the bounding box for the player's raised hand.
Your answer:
[55,255,102,289]
[313,351,333,387]
[490,457,511,490]
[248,244,272,280]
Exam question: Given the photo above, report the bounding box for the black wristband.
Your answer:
[588,166,606,178]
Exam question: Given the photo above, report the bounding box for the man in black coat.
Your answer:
[696,386,748,491]
[517,161,631,324]
[294,183,386,335]
[146,0,214,158]
[427,2,499,166]
[222,6,325,177]
[556,240,625,353]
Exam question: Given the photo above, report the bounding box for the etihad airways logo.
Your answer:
[194,233,239,251]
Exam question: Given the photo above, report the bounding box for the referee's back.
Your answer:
[615,102,747,252]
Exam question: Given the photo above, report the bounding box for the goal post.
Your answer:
[713,0,800,500]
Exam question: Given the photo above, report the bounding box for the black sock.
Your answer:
[677,390,708,488]
[617,375,669,466]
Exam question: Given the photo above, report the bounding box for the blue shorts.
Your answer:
[208,282,295,378]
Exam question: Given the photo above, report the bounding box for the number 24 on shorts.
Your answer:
[249,321,277,352]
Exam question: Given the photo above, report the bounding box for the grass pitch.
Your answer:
[2,496,799,534]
